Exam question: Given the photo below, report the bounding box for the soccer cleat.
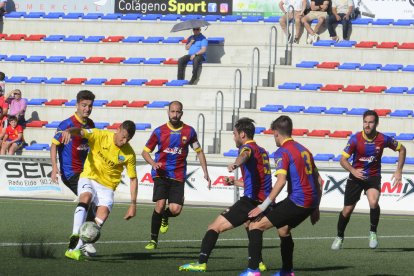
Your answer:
[145,240,158,250]
[81,243,97,257]
[160,218,169,234]
[369,231,378,249]
[178,262,207,272]
[271,269,295,276]
[65,249,83,261]
[68,234,80,250]
[239,268,261,276]
[331,236,344,250]
[259,262,267,272]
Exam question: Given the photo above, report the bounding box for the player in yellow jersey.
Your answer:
[62,120,138,261]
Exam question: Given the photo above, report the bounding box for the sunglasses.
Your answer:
[14,93,21,96]
[193,28,201,31]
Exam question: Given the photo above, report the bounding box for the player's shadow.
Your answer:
[296,265,352,272]
[374,247,414,253]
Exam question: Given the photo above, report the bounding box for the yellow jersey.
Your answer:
[80,128,137,190]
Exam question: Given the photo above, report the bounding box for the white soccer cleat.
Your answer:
[331,236,343,250]
[369,231,378,249]
[81,243,97,257]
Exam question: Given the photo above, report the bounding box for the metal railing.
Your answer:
[196,113,205,160]
[250,47,260,109]
[212,90,224,154]
[284,5,295,65]
[231,68,242,128]
[267,26,278,87]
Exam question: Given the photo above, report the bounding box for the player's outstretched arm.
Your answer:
[50,143,60,183]
[392,144,406,186]
[124,177,138,220]
[196,150,211,188]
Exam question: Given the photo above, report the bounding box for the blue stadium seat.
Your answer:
[65,100,77,106]
[282,105,305,113]
[181,14,203,21]
[346,108,368,115]
[381,64,403,71]
[27,98,47,105]
[296,61,319,68]
[122,36,145,43]
[242,16,264,22]
[163,37,184,43]
[64,56,86,63]
[147,101,170,108]
[333,155,342,162]
[44,12,65,19]
[144,58,166,64]
[300,83,322,90]
[5,55,27,62]
[142,36,164,43]
[384,87,408,94]
[94,122,110,129]
[338,63,361,70]
[395,133,414,140]
[383,132,397,138]
[405,157,414,164]
[44,35,65,41]
[334,40,357,47]
[25,12,46,18]
[0,55,7,61]
[204,15,222,22]
[278,82,301,90]
[264,16,281,22]
[141,14,162,21]
[221,15,241,22]
[101,13,123,20]
[25,56,47,62]
[26,77,47,83]
[62,13,83,19]
[325,107,348,114]
[82,13,104,20]
[135,123,151,130]
[25,143,50,151]
[304,106,326,114]
[5,76,27,83]
[381,156,398,164]
[359,63,382,70]
[402,65,414,72]
[45,77,67,84]
[314,154,335,161]
[389,110,413,117]
[93,100,109,107]
[84,78,107,85]
[124,79,148,86]
[121,14,142,20]
[4,12,26,18]
[45,121,61,128]
[83,36,105,42]
[313,40,336,47]
[160,14,181,21]
[255,127,266,134]
[260,105,284,112]
[351,18,373,25]
[394,19,414,26]
[223,149,239,157]
[407,87,414,94]
[63,35,85,42]
[372,19,394,25]
[123,57,146,64]
[208,37,225,44]
[166,80,189,86]
[44,56,66,63]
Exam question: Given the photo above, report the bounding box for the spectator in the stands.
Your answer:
[177,28,208,85]
[0,71,5,92]
[1,115,24,155]
[302,0,330,44]
[0,76,9,121]
[0,106,6,142]
[0,0,6,33]
[6,89,27,126]
[279,0,309,44]
[327,0,353,41]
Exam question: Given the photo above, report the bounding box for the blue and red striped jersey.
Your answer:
[143,122,201,182]
[274,139,320,208]
[52,114,94,179]
[239,140,272,202]
[342,131,401,178]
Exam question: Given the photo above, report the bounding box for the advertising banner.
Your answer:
[9,0,115,13]
[232,0,281,16]
[357,0,414,19]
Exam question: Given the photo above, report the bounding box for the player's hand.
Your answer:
[352,168,366,180]
[310,208,320,225]
[391,170,402,186]
[152,162,163,170]
[51,167,60,183]
[61,130,72,144]
[205,174,212,190]
[248,207,263,218]
[224,176,235,186]
[124,204,136,220]
[227,163,238,173]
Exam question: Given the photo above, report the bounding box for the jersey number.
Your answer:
[261,153,271,175]
[301,151,313,175]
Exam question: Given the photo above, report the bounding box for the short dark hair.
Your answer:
[363,110,379,125]
[0,72,5,81]
[76,90,95,103]
[234,117,255,139]
[121,120,136,139]
[168,100,183,110]
[270,115,293,136]
[8,115,17,122]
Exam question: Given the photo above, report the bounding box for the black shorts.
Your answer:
[221,196,261,227]
[265,198,315,229]
[344,175,381,206]
[153,177,185,205]
[61,173,80,195]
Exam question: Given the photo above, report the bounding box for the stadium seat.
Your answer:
[26,77,47,83]
[64,56,86,63]
[107,123,122,129]
[44,56,66,62]
[27,98,47,105]
[207,37,225,44]
[397,43,414,49]
[263,129,273,135]
[123,57,145,64]
[25,12,46,18]
[144,58,167,64]
[164,58,178,65]
[121,14,142,20]
[223,149,239,157]
[106,100,129,107]
[104,79,127,85]
[282,105,305,113]
[260,105,284,112]
[338,63,361,70]
[5,34,27,41]
[64,100,77,106]
[141,14,162,21]
[364,86,387,93]
[329,130,352,138]
[292,129,309,136]
[5,55,27,62]
[126,100,150,107]
[135,123,152,130]
[26,120,48,127]
[25,34,46,41]
[82,13,104,20]
[355,41,378,48]
[325,107,348,114]
[93,100,109,107]
[146,101,170,108]
[102,13,123,20]
[45,121,61,128]
[44,12,64,19]
[25,56,46,62]
[124,79,147,86]
[405,157,414,165]
[377,42,399,49]
[4,12,26,18]
[0,54,6,60]
[374,109,391,116]
[103,57,125,63]
[204,15,222,22]
[307,129,331,137]
[45,77,67,84]
[394,19,414,26]
[122,36,145,43]
[296,61,319,68]
[25,143,50,151]
[402,65,414,72]
[102,36,124,42]
[385,87,408,94]
[395,133,414,140]
[313,40,336,47]
[44,99,68,106]
[320,84,343,91]
[278,82,301,90]
[5,76,27,83]
[84,78,107,85]
[408,87,414,94]
[264,16,281,22]
[334,40,356,47]
[242,16,264,22]
[166,80,189,86]
[342,85,365,92]
[351,18,373,25]
[304,106,326,114]
[83,56,106,63]
[359,63,382,70]
[372,19,394,25]
[142,36,164,43]
[381,156,398,164]
[64,78,87,85]
[314,154,335,161]
[389,110,413,117]
[43,35,65,41]
[83,36,105,42]
[62,13,83,19]
[145,79,168,86]
[333,154,343,162]
[63,35,85,42]
[163,37,185,43]
[94,122,110,129]
[181,14,203,21]
[381,64,403,71]
[221,15,242,22]
[160,14,181,21]
[300,83,322,90]
[383,132,397,137]
[346,108,368,115]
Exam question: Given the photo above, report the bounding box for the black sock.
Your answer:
[370,206,380,232]
[246,227,263,263]
[163,208,173,222]
[150,210,163,242]
[280,235,294,271]
[337,211,350,238]
[198,230,219,264]
[247,229,263,270]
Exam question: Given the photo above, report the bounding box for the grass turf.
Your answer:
[1,198,413,275]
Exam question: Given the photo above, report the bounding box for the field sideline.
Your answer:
[1,198,413,275]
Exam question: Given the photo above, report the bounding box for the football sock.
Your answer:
[86,202,97,222]
[247,229,263,270]
[337,211,350,238]
[370,206,380,232]
[280,235,294,271]
[198,229,219,264]
[73,202,88,234]
[246,227,263,262]
[151,210,163,242]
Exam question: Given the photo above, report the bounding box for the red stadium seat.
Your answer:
[104,79,127,85]
[329,130,352,138]
[316,62,340,69]
[103,57,126,64]
[164,58,178,65]
[25,34,46,41]
[181,39,188,43]
[145,79,168,86]
[126,100,150,108]
[363,86,387,93]
[263,129,273,135]
[107,123,122,129]
[0,34,7,40]
[106,100,129,107]
[102,36,125,42]
[320,84,344,91]
[26,120,48,128]
[355,41,378,48]
[83,56,106,63]
[377,42,399,49]
[307,129,331,137]
[397,43,414,49]
[292,129,309,136]
[64,78,87,84]
[44,99,68,106]
[374,109,391,116]
[5,34,27,41]
[342,85,365,92]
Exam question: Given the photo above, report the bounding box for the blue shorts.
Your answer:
[6,139,23,147]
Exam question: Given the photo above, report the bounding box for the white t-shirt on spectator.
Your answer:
[332,0,354,14]
[282,0,309,12]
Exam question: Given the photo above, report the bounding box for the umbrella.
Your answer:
[170,19,210,32]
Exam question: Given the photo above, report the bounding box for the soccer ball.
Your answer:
[79,221,101,243]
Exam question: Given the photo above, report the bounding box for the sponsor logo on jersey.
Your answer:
[163,147,182,155]
[359,156,376,163]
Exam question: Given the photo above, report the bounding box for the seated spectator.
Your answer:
[177,28,208,85]
[0,71,5,92]
[1,115,24,155]
[328,0,353,41]
[302,0,330,44]
[6,89,27,126]
[279,0,309,44]
[0,1,6,34]
[0,84,9,120]
[0,106,6,142]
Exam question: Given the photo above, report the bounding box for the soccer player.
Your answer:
[63,120,138,261]
[142,101,211,250]
[331,110,406,250]
[240,115,322,276]
[179,118,272,272]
